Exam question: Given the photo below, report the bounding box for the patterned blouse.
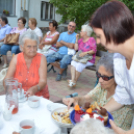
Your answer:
[78,37,97,64]
[10,27,27,35]
[87,83,134,131]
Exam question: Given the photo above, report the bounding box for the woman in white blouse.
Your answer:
[90,1,134,134]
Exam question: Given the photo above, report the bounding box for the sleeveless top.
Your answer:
[14,52,49,99]
[45,31,59,52]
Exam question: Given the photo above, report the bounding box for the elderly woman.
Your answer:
[90,1,134,134]
[4,31,49,99]
[68,25,96,87]
[27,18,43,42]
[1,17,27,68]
[70,119,115,134]
[38,20,59,57]
[63,54,133,130]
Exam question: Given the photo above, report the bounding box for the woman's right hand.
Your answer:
[62,98,75,109]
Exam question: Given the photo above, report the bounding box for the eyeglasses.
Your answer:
[17,22,23,24]
[96,72,114,81]
[69,25,75,28]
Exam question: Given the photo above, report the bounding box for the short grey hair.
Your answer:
[19,31,39,50]
[81,25,93,37]
[70,119,115,134]
[96,53,114,75]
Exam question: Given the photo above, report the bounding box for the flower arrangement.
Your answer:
[3,10,9,16]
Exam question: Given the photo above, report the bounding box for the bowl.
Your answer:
[28,96,40,108]
[70,110,114,128]
[51,107,74,128]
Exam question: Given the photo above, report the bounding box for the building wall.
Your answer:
[7,0,67,29]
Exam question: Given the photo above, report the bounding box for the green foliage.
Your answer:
[50,0,134,31]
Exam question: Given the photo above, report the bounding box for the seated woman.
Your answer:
[63,53,133,130]
[1,17,27,68]
[37,20,59,57]
[68,25,97,88]
[27,18,43,42]
[4,31,49,99]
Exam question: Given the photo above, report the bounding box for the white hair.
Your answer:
[70,119,115,134]
[81,25,93,37]
[19,31,39,50]
[96,53,114,75]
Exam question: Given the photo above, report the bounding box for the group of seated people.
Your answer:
[2,1,134,133]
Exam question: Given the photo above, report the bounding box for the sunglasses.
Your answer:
[69,25,75,28]
[96,72,114,81]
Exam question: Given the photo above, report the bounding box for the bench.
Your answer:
[47,50,108,73]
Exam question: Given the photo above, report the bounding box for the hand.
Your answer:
[110,120,126,134]
[62,98,75,109]
[26,86,37,97]
[39,43,44,49]
[76,34,79,39]
[12,132,20,134]
[79,52,87,57]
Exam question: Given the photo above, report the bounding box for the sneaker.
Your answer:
[56,74,62,81]
[3,64,8,68]
[68,81,76,88]
[62,67,68,79]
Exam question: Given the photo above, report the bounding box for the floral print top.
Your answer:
[87,83,134,131]
[10,27,27,35]
[78,37,97,64]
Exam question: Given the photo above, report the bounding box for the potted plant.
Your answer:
[3,10,9,16]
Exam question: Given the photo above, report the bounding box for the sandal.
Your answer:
[68,81,76,88]
[67,79,72,83]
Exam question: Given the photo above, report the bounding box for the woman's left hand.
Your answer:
[79,52,87,57]
[26,86,37,97]
[110,120,127,134]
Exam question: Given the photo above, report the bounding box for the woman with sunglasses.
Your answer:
[63,53,133,130]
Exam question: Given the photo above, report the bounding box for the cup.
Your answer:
[3,111,12,121]
[18,83,24,100]
[28,96,40,108]
[19,119,35,134]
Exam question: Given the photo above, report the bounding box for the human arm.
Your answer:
[12,132,20,134]
[26,55,47,96]
[74,34,79,50]
[59,40,74,49]
[103,97,123,112]
[79,50,95,57]
[3,55,17,87]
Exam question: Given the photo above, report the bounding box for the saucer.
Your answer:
[19,96,27,103]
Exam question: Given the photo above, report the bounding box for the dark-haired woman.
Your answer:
[90,0,134,133]
[38,20,59,57]
[1,17,27,68]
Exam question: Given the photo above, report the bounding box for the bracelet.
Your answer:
[37,85,40,91]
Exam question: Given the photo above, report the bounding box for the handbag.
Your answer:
[4,33,20,45]
[72,50,93,64]
[42,45,52,52]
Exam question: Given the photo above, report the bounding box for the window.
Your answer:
[0,0,16,16]
[41,1,55,20]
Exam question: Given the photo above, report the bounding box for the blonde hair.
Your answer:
[29,18,37,27]
[82,25,93,36]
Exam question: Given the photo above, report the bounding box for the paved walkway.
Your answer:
[0,52,97,102]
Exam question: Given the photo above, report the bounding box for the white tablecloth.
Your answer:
[0,95,60,134]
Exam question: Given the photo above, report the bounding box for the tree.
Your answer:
[50,0,134,30]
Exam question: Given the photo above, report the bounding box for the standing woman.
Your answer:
[1,17,27,68]
[90,0,134,134]
[68,25,96,87]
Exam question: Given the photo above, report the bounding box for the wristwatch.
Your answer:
[37,85,40,91]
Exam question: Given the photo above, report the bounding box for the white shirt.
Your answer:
[27,27,43,37]
[113,53,134,105]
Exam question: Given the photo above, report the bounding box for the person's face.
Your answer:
[80,29,87,38]
[18,19,24,28]
[93,28,117,53]
[68,22,76,33]
[49,23,55,31]
[98,65,115,90]
[22,39,37,58]
[0,18,5,26]
[28,20,33,28]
